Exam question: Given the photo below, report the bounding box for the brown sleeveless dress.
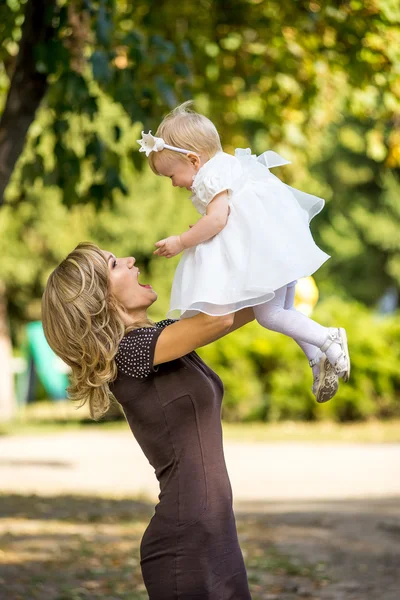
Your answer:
[109,319,252,600]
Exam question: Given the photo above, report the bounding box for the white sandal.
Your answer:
[321,328,350,383]
[310,354,339,403]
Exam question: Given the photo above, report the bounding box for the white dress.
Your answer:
[167,148,330,319]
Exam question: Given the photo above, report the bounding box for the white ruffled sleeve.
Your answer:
[191,153,237,215]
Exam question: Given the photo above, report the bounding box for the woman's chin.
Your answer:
[137,282,157,300]
[146,288,158,304]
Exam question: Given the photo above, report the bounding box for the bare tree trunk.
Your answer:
[0,0,58,206]
[0,282,15,421]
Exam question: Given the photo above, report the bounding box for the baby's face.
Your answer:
[155,155,199,191]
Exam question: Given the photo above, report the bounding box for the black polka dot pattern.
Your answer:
[115,319,176,379]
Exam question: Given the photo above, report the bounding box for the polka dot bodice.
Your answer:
[114,319,176,379]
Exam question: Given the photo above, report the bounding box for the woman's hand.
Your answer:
[154,235,185,258]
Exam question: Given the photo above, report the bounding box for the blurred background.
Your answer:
[0,2,399,599]
[0,0,399,425]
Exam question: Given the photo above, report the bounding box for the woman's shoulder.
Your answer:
[155,318,177,329]
[122,319,176,337]
[114,319,177,378]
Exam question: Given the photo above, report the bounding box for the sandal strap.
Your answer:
[321,329,339,353]
[309,355,320,367]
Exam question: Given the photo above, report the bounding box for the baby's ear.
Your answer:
[187,152,201,169]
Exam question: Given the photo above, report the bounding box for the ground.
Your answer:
[1,494,399,600]
[0,427,399,599]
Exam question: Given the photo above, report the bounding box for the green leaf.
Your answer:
[81,95,98,120]
[20,156,45,185]
[106,167,128,195]
[155,75,177,108]
[181,40,192,60]
[123,30,144,55]
[96,3,113,47]
[88,183,106,211]
[86,136,105,171]
[90,50,112,84]
[150,35,176,65]
[173,63,191,78]
[53,119,69,137]
[113,125,121,142]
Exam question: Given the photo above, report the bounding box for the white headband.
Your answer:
[137,131,193,157]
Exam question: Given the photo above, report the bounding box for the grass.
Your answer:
[0,493,327,600]
[222,419,400,444]
[1,401,400,443]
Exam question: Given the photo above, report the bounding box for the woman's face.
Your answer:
[103,250,157,317]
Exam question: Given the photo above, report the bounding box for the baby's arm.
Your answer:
[154,191,230,258]
[180,191,230,249]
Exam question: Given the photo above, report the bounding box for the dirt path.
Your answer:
[1,431,399,599]
[1,430,400,499]
[236,497,400,600]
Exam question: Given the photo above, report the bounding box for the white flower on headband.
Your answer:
[137,131,165,157]
[137,130,193,157]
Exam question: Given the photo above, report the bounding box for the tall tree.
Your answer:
[0,281,15,421]
[2,1,399,209]
[0,0,193,208]
[0,0,59,203]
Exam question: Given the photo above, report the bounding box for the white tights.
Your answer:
[253,282,340,371]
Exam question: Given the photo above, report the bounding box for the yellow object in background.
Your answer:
[294,276,319,316]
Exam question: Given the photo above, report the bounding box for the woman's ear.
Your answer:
[187,152,201,170]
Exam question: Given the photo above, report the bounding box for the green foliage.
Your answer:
[1,160,399,422]
[2,1,399,203]
[314,118,400,305]
[198,297,400,423]
[1,0,194,207]
[2,0,399,301]
[0,94,399,423]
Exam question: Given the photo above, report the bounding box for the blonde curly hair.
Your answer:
[41,242,153,420]
[148,100,222,174]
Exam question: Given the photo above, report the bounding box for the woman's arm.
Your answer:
[196,307,255,347]
[153,308,254,366]
[153,312,234,366]
[225,306,255,334]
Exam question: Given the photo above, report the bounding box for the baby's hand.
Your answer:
[154,235,185,258]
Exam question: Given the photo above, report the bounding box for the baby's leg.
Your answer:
[254,285,344,369]
[284,282,322,376]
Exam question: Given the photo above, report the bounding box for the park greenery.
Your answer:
[0,0,399,421]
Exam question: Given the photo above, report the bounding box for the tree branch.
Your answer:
[0,0,58,206]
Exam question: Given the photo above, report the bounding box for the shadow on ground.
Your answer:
[0,494,399,600]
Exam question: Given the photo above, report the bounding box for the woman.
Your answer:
[42,241,255,599]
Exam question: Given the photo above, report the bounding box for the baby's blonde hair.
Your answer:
[148,101,222,174]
